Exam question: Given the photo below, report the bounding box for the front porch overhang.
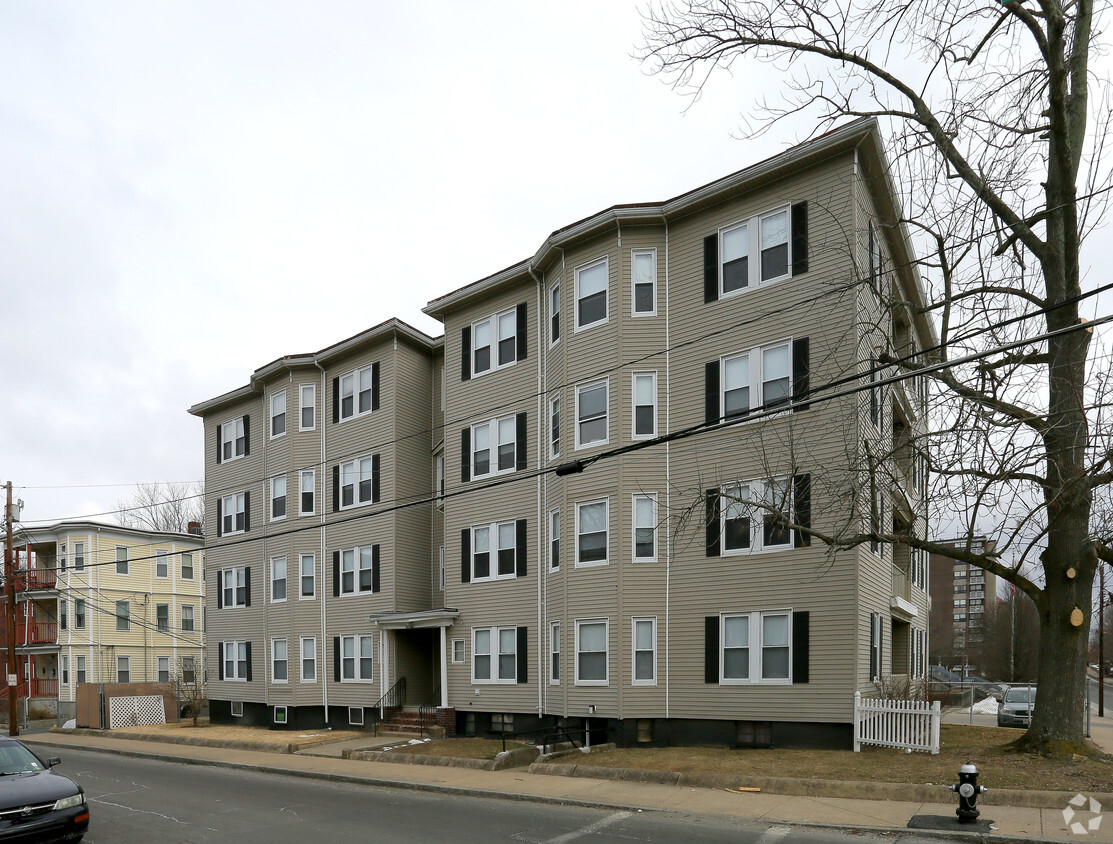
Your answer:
[368,608,459,630]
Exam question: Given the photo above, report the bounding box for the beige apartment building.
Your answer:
[6,521,205,720]
[191,117,931,747]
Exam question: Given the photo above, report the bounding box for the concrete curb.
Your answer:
[348,744,539,771]
[50,726,341,755]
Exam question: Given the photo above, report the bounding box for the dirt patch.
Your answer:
[541,725,1113,793]
[382,738,533,760]
[110,720,362,747]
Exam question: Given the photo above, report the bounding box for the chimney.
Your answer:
[187,521,203,536]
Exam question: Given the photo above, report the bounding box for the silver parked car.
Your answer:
[997,685,1036,728]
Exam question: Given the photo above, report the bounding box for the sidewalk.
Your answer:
[20,730,1111,843]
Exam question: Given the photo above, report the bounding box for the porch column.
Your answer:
[439,626,448,709]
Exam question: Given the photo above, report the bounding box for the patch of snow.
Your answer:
[407,739,423,745]
[972,697,999,715]
[62,719,76,730]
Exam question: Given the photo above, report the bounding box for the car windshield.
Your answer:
[0,743,44,775]
[1004,687,1035,704]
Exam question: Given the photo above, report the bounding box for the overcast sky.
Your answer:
[2,1,1109,531]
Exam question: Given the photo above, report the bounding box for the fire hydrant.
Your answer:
[951,762,987,823]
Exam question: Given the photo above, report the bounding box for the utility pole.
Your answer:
[1100,566,1105,717]
[5,482,18,736]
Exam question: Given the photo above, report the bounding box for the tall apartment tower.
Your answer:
[928,537,998,667]
[191,117,932,748]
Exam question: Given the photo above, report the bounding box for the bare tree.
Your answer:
[175,657,206,728]
[114,482,204,534]
[971,589,1041,682]
[641,0,1112,754]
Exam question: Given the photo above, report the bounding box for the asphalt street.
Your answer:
[55,747,934,844]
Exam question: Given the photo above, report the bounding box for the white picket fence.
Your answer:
[853,691,940,754]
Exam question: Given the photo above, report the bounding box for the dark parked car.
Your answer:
[0,740,88,841]
[998,685,1037,728]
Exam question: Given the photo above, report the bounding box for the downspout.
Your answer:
[528,262,544,718]
[316,361,329,723]
[261,391,268,710]
[95,528,100,683]
[664,220,671,719]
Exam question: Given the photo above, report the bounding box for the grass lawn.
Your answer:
[384,738,534,760]
[111,720,363,747]
[541,725,1113,793]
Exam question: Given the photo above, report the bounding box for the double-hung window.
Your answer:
[632,372,656,438]
[272,639,288,683]
[549,283,560,344]
[548,509,560,571]
[632,249,656,315]
[300,469,315,515]
[576,499,609,566]
[473,308,519,376]
[59,600,67,630]
[181,552,194,580]
[156,603,169,632]
[337,546,377,595]
[301,638,317,682]
[76,655,87,684]
[270,390,286,438]
[155,550,169,579]
[117,656,131,683]
[469,521,521,581]
[633,494,657,562]
[720,611,791,684]
[74,542,84,572]
[338,364,377,421]
[221,493,247,535]
[719,341,792,419]
[74,600,85,630]
[549,396,560,459]
[271,556,287,602]
[575,380,608,448]
[115,546,129,575]
[270,475,287,521]
[221,566,248,607]
[181,656,196,685]
[575,257,609,330]
[300,554,315,599]
[223,641,249,681]
[472,627,518,683]
[339,456,378,508]
[869,360,883,428]
[472,415,517,478]
[632,618,657,685]
[718,207,794,296]
[869,222,885,294]
[115,601,130,631]
[182,604,195,632]
[720,478,793,554]
[300,383,316,431]
[340,635,374,681]
[575,619,608,685]
[550,622,560,683]
[219,416,247,462]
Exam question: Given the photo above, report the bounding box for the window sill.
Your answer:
[338,410,374,425]
[574,680,609,687]
[573,318,609,334]
[472,679,518,685]
[574,439,609,451]
[574,560,609,569]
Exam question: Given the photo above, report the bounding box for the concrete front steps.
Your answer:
[376,707,445,737]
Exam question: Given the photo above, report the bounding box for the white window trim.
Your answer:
[470,306,520,377]
[224,641,249,682]
[181,604,196,632]
[299,469,316,517]
[631,617,657,686]
[548,395,561,461]
[221,565,248,608]
[338,363,377,423]
[631,248,657,317]
[470,414,519,480]
[574,378,609,450]
[548,508,560,572]
[231,701,244,717]
[720,477,794,556]
[575,498,609,568]
[155,549,169,579]
[338,455,377,510]
[181,552,195,581]
[300,554,316,600]
[300,637,317,683]
[156,656,170,684]
[550,621,560,685]
[349,707,364,726]
[75,655,87,685]
[718,204,793,299]
[468,521,519,583]
[574,618,609,686]
[60,656,69,686]
[631,371,657,440]
[271,638,289,684]
[117,655,131,684]
[221,493,246,536]
[338,546,377,596]
[270,389,287,439]
[115,546,129,575]
[299,383,316,431]
[439,546,445,591]
[720,340,793,423]
[220,415,246,463]
[115,601,130,631]
[339,634,375,683]
[271,556,288,604]
[434,450,445,509]
[450,638,466,665]
[155,603,170,633]
[719,611,793,686]
[270,475,288,522]
[632,494,658,563]
[574,256,609,332]
[549,281,561,347]
[471,626,517,684]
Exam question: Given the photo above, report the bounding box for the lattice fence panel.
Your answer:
[109,695,166,729]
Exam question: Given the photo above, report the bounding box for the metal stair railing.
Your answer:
[371,677,406,734]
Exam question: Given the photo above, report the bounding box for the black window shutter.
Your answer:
[244,642,252,681]
[705,361,720,426]
[332,377,340,423]
[372,544,381,593]
[332,465,340,512]
[705,489,721,557]
[792,337,810,411]
[371,362,381,411]
[791,201,809,275]
[216,571,224,609]
[332,551,340,597]
[216,499,223,538]
[516,626,528,683]
[515,413,527,470]
[460,428,471,483]
[460,529,471,583]
[516,303,528,360]
[792,611,810,683]
[218,643,224,680]
[705,616,720,683]
[243,491,250,533]
[515,518,527,577]
[703,234,719,303]
[461,326,472,381]
[242,415,250,455]
[244,567,251,607]
[793,473,812,547]
[215,424,222,464]
[372,453,381,503]
[869,613,878,680]
[333,637,341,683]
